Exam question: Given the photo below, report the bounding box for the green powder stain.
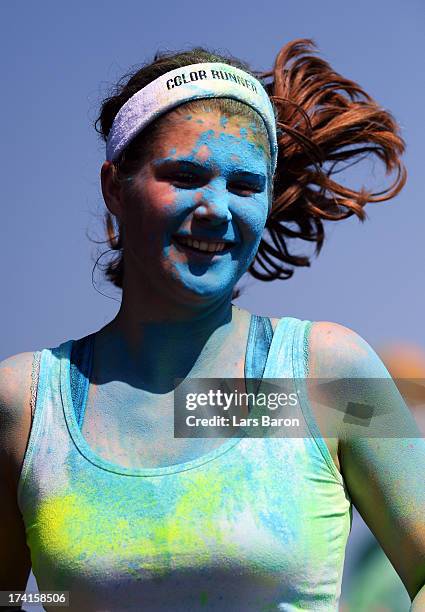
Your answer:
[199,591,209,605]
[29,462,254,578]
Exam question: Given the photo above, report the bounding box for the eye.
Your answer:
[229,181,262,195]
[170,172,201,188]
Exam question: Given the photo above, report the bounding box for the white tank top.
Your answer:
[18,316,352,610]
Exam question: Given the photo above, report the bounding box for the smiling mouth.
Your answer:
[172,235,235,255]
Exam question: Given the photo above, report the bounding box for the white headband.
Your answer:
[106,62,278,174]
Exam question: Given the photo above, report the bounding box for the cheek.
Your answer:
[125,183,179,242]
[162,247,188,282]
[126,184,202,271]
[143,182,179,217]
[237,198,268,242]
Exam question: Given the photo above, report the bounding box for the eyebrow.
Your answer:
[153,158,267,182]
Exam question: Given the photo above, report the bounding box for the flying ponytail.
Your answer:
[252,38,406,280]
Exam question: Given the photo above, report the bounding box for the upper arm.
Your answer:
[0,352,34,590]
[309,321,425,601]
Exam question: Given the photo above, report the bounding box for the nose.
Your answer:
[192,180,232,225]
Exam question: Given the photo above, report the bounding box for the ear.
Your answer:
[101,161,124,220]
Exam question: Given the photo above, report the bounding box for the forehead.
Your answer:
[154,108,269,162]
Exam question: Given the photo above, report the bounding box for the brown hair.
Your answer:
[94,39,406,288]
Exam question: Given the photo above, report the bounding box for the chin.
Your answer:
[168,274,236,304]
[164,260,239,295]
[181,281,233,302]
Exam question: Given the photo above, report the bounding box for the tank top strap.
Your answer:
[262,316,306,379]
[70,333,95,430]
[244,314,273,380]
[266,316,344,484]
[18,340,69,507]
[292,318,343,481]
[30,350,42,420]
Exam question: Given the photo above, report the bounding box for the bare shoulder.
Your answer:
[305,321,373,475]
[303,320,396,476]
[0,352,34,589]
[0,351,36,492]
[270,317,372,373]
[307,320,387,378]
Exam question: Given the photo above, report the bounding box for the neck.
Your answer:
[94,280,244,392]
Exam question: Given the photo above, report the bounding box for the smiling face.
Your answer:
[112,108,271,307]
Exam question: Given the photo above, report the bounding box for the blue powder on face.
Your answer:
[184,115,192,120]
[163,126,269,295]
[146,113,272,305]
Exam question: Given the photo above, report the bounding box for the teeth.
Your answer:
[176,236,229,253]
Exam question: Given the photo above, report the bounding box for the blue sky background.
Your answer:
[2,0,424,359]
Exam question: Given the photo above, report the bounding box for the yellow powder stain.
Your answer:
[30,465,251,577]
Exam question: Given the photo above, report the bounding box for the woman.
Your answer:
[1,40,424,611]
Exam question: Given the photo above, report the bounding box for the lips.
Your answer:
[172,234,236,255]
